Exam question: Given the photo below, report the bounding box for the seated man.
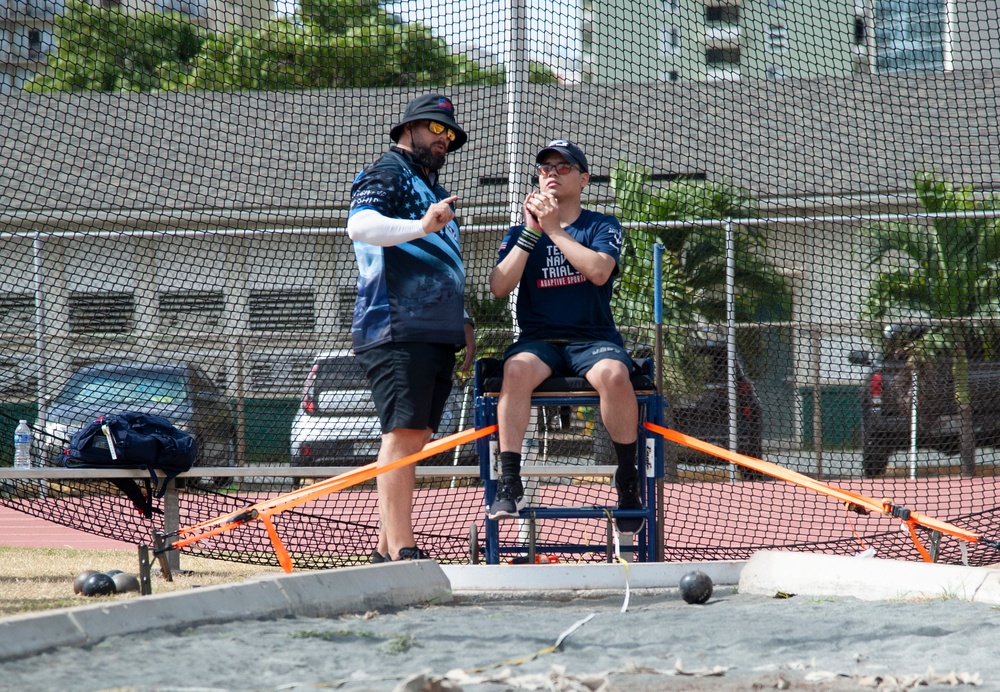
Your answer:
[486,139,644,533]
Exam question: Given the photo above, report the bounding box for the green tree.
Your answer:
[25,0,203,92]
[610,162,790,392]
[28,0,514,92]
[185,0,494,90]
[861,170,1000,476]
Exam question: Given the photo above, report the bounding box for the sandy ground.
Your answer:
[1,586,996,692]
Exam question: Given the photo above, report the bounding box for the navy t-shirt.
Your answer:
[496,209,625,345]
[349,148,466,352]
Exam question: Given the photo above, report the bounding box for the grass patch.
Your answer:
[0,546,282,618]
[381,633,419,655]
[291,629,381,641]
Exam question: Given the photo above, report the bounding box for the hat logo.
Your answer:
[548,139,570,147]
[437,97,454,113]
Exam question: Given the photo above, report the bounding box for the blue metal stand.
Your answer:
[474,359,663,564]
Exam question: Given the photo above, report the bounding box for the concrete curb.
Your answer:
[0,561,451,662]
[9,551,1000,664]
[739,550,1000,603]
[441,561,745,594]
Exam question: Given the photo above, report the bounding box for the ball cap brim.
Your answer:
[535,139,589,173]
[389,94,468,152]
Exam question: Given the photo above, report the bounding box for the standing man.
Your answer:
[348,94,475,562]
[487,140,644,533]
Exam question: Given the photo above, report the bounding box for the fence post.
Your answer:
[811,327,824,478]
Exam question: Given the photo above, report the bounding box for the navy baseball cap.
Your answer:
[536,139,589,173]
[390,94,468,152]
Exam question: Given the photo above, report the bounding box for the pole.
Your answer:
[505,0,530,338]
[909,365,918,479]
[725,220,737,482]
[654,243,666,561]
[811,327,823,478]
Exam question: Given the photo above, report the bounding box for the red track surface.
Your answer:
[0,504,133,550]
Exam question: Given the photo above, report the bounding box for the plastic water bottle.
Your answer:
[14,420,31,470]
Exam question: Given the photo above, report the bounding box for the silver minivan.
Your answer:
[289,350,475,468]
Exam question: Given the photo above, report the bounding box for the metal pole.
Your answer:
[865,0,877,74]
[505,0,530,338]
[32,232,47,432]
[654,243,666,561]
[909,366,918,479]
[811,328,824,478]
[32,232,49,496]
[506,0,530,228]
[235,336,246,469]
[725,220,737,482]
[943,0,956,71]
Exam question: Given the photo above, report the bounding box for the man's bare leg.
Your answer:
[376,427,431,560]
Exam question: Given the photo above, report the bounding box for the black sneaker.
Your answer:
[395,546,431,560]
[487,475,525,520]
[614,469,645,534]
[370,550,387,564]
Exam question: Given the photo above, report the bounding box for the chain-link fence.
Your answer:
[2,0,1000,566]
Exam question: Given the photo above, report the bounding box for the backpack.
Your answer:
[60,411,198,518]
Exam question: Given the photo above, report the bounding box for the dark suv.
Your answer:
[850,326,1000,477]
[41,361,236,488]
[665,341,764,479]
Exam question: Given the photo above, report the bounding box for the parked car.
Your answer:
[665,341,764,480]
[849,326,1000,477]
[290,350,475,469]
[42,362,236,489]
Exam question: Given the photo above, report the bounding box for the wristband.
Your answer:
[516,227,541,253]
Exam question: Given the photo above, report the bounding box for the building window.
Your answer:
[706,47,740,66]
[0,293,35,330]
[706,5,740,23]
[875,0,944,72]
[159,290,225,330]
[765,24,789,52]
[27,29,41,60]
[660,27,681,55]
[249,290,315,332]
[69,292,134,334]
[854,16,867,44]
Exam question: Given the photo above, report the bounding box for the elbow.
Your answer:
[590,271,612,287]
[488,275,510,298]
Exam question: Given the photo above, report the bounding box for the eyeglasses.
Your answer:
[535,162,580,176]
[426,121,457,142]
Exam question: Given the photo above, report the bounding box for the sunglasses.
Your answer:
[535,162,580,176]
[426,121,457,142]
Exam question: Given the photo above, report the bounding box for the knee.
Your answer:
[591,360,632,393]
[501,358,545,396]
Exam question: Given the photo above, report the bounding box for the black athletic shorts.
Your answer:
[354,342,455,434]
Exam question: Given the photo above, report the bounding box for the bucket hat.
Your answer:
[390,94,468,152]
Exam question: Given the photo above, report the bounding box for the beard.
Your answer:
[412,142,447,172]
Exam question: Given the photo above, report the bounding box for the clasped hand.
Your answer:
[523,191,559,233]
